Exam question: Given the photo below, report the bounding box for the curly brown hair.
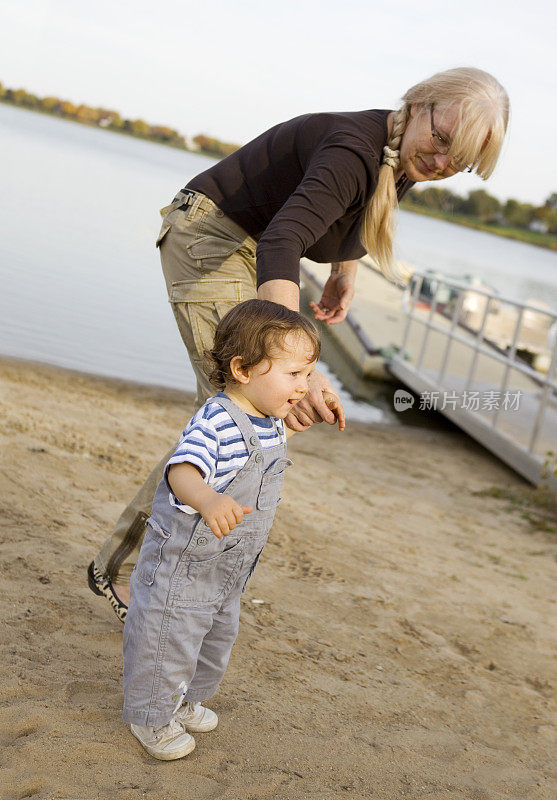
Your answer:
[204,299,320,390]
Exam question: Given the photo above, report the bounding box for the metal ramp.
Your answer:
[387,271,557,487]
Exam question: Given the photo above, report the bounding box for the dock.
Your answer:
[300,258,557,488]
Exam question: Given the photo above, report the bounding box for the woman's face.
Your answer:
[399,103,462,182]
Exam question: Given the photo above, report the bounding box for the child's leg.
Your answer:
[124,531,265,725]
[122,570,217,729]
[184,590,242,703]
[183,536,266,703]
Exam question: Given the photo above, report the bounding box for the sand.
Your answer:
[0,356,555,800]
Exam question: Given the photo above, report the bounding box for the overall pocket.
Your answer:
[242,548,264,593]
[257,458,293,510]
[135,519,171,586]
[174,536,246,607]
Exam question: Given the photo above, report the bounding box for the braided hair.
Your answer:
[360,67,509,285]
[360,105,411,284]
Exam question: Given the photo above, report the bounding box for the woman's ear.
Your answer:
[230,356,250,385]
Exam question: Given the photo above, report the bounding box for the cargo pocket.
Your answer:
[156,197,199,247]
[169,279,244,366]
[135,519,171,586]
[257,458,293,510]
[174,537,246,607]
[187,235,246,261]
[156,221,171,248]
[186,204,254,263]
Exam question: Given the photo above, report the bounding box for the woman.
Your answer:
[88,66,509,620]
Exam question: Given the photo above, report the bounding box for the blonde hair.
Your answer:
[362,67,510,284]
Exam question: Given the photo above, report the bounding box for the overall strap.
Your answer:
[207,395,263,455]
[269,416,284,443]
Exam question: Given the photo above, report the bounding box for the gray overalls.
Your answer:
[122,395,291,728]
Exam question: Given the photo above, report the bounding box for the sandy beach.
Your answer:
[1,356,555,800]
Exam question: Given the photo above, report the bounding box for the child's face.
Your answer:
[233,331,317,419]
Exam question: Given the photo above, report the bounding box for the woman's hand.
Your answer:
[285,370,345,432]
[309,263,356,325]
[322,390,345,431]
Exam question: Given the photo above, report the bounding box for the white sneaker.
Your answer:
[175,701,219,732]
[130,718,196,760]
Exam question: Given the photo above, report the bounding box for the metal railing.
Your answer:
[391,270,557,484]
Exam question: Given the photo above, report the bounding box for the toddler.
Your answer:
[122,299,343,760]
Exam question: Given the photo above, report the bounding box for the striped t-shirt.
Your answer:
[165,393,286,514]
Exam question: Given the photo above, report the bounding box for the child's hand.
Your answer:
[198,493,253,539]
[322,390,346,431]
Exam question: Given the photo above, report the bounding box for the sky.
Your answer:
[1,0,555,205]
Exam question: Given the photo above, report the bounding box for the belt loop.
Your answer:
[160,189,202,218]
[190,191,205,217]
[180,188,205,216]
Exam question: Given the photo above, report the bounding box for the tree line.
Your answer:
[0,81,240,158]
[402,187,557,236]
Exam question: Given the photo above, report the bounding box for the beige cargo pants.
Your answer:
[95,190,258,583]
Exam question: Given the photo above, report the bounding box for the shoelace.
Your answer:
[153,717,186,742]
[177,702,200,722]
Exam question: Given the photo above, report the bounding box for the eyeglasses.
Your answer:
[429,106,472,173]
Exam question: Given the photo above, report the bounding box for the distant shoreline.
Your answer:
[400,201,557,253]
[0,97,204,157]
[3,95,556,254]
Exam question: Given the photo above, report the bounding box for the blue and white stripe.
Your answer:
[165,395,286,514]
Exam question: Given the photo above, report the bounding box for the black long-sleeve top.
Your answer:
[186,108,413,287]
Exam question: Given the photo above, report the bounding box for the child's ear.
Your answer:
[230,356,251,385]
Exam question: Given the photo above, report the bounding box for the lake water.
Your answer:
[1,103,557,423]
